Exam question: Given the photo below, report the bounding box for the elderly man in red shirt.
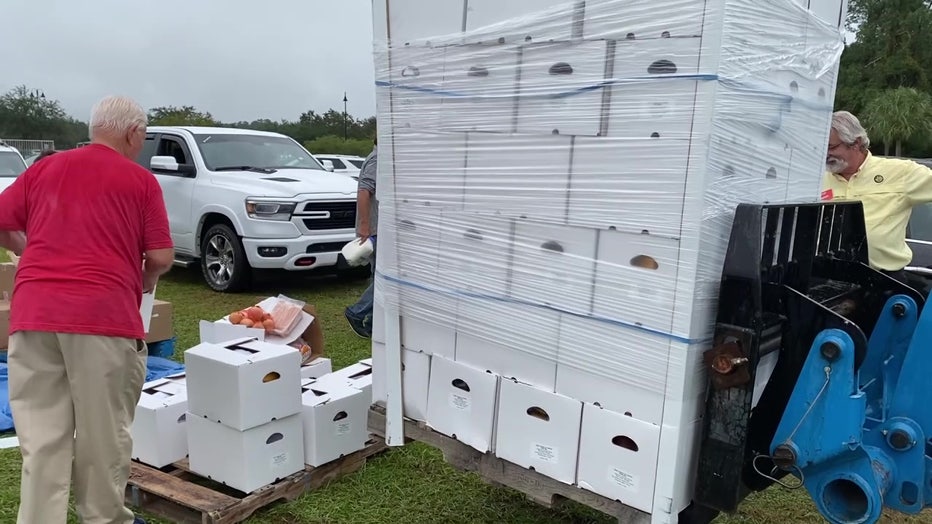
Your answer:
[0,95,174,524]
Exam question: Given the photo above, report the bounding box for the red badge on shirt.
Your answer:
[821,188,834,201]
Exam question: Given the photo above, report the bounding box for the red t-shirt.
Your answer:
[0,144,173,340]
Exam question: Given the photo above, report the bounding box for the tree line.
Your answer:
[1,0,931,158]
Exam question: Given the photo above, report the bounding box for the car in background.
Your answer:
[0,142,27,192]
[314,154,366,179]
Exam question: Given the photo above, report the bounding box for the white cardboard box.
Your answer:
[463,0,578,44]
[186,413,304,494]
[494,378,582,484]
[425,355,500,453]
[315,361,373,400]
[577,403,661,513]
[131,378,188,468]
[371,342,431,421]
[139,287,156,333]
[184,338,302,431]
[300,357,333,380]
[300,380,370,467]
[454,297,559,391]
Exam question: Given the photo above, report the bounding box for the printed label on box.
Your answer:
[449,392,472,412]
[531,443,559,464]
[271,452,289,468]
[335,421,352,437]
[610,467,639,491]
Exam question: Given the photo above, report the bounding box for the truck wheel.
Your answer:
[200,224,250,293]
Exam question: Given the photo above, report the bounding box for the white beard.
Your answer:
[826,157,848,174]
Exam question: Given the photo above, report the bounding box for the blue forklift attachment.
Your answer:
[693,202,926,524]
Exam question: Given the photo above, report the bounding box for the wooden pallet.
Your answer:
[126,436,387,524]
[367,405,651,524]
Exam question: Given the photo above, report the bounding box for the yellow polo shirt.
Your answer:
[821,153,932,271]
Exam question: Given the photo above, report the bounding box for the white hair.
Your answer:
[831,110,871,150]
[89,95,147,139]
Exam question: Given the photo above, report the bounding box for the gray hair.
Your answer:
[831,111,871,150]
[89,95,147,139]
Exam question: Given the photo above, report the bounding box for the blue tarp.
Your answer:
[0,355,185,433]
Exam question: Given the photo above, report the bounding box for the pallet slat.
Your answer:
[367,406,651,524]
[127,436,387,524]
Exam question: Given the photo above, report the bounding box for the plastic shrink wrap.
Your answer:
[369,0,846,521]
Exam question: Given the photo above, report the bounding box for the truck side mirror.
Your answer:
[151,156,180,172]
[321,160,335,172]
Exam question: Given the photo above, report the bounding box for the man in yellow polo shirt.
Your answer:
[821,110,932,286]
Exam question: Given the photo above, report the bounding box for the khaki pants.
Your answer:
[8,331,147,524]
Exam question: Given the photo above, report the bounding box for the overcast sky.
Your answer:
[0,0,378,123]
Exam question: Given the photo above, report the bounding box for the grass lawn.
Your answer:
[0,266,927,523]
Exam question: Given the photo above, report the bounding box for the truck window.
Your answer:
[909,203,932,242]
[157,136,191,166]
[136,134,159,170]
[327,158,347,170]
[191,133,324,172]
[0,151,27,177]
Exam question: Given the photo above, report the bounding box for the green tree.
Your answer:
[148,105,219,126]
[0,85,71,142]
[861,87,932,156]
[836,0,932,115]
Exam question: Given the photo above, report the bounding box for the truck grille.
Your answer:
[297,201,356,231]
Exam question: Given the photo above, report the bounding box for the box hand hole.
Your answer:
[266,433,284,445]
[526,406,550,421]
[262,371,281,383]
[630,255,659,270]
[464,228,483,241]
[177,413,186,424]
[648,60,677,75]
[548,62,574,75]
[611,435,639,452]
[333,411,348,422]
[452,378,470,392]
[467,66,489,78]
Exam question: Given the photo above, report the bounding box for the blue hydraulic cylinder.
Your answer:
[769,295,930,524]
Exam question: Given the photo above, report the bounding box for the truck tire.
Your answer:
[200,224,250,293]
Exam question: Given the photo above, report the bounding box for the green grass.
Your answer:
[0,265,928,523]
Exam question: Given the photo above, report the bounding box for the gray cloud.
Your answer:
[0,0,378,123]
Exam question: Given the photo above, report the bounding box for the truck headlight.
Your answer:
[245,199,297,221]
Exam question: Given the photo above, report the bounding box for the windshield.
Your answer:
[348,159,364,168]
[192,133,325,172]
[0,151,27,177]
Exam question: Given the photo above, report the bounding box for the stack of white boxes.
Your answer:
[131,372,189,468]
[370,0,846,522]
[184,338,305,493]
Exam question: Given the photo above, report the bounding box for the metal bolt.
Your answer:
[821,342,841,361]
[890,430,912,451]
[893,303,906,318]
[772,445,797,470]
[712,355,749,375]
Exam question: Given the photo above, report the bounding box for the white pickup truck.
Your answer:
[136,126,360,292]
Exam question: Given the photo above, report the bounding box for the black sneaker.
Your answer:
[345,308,372,339]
